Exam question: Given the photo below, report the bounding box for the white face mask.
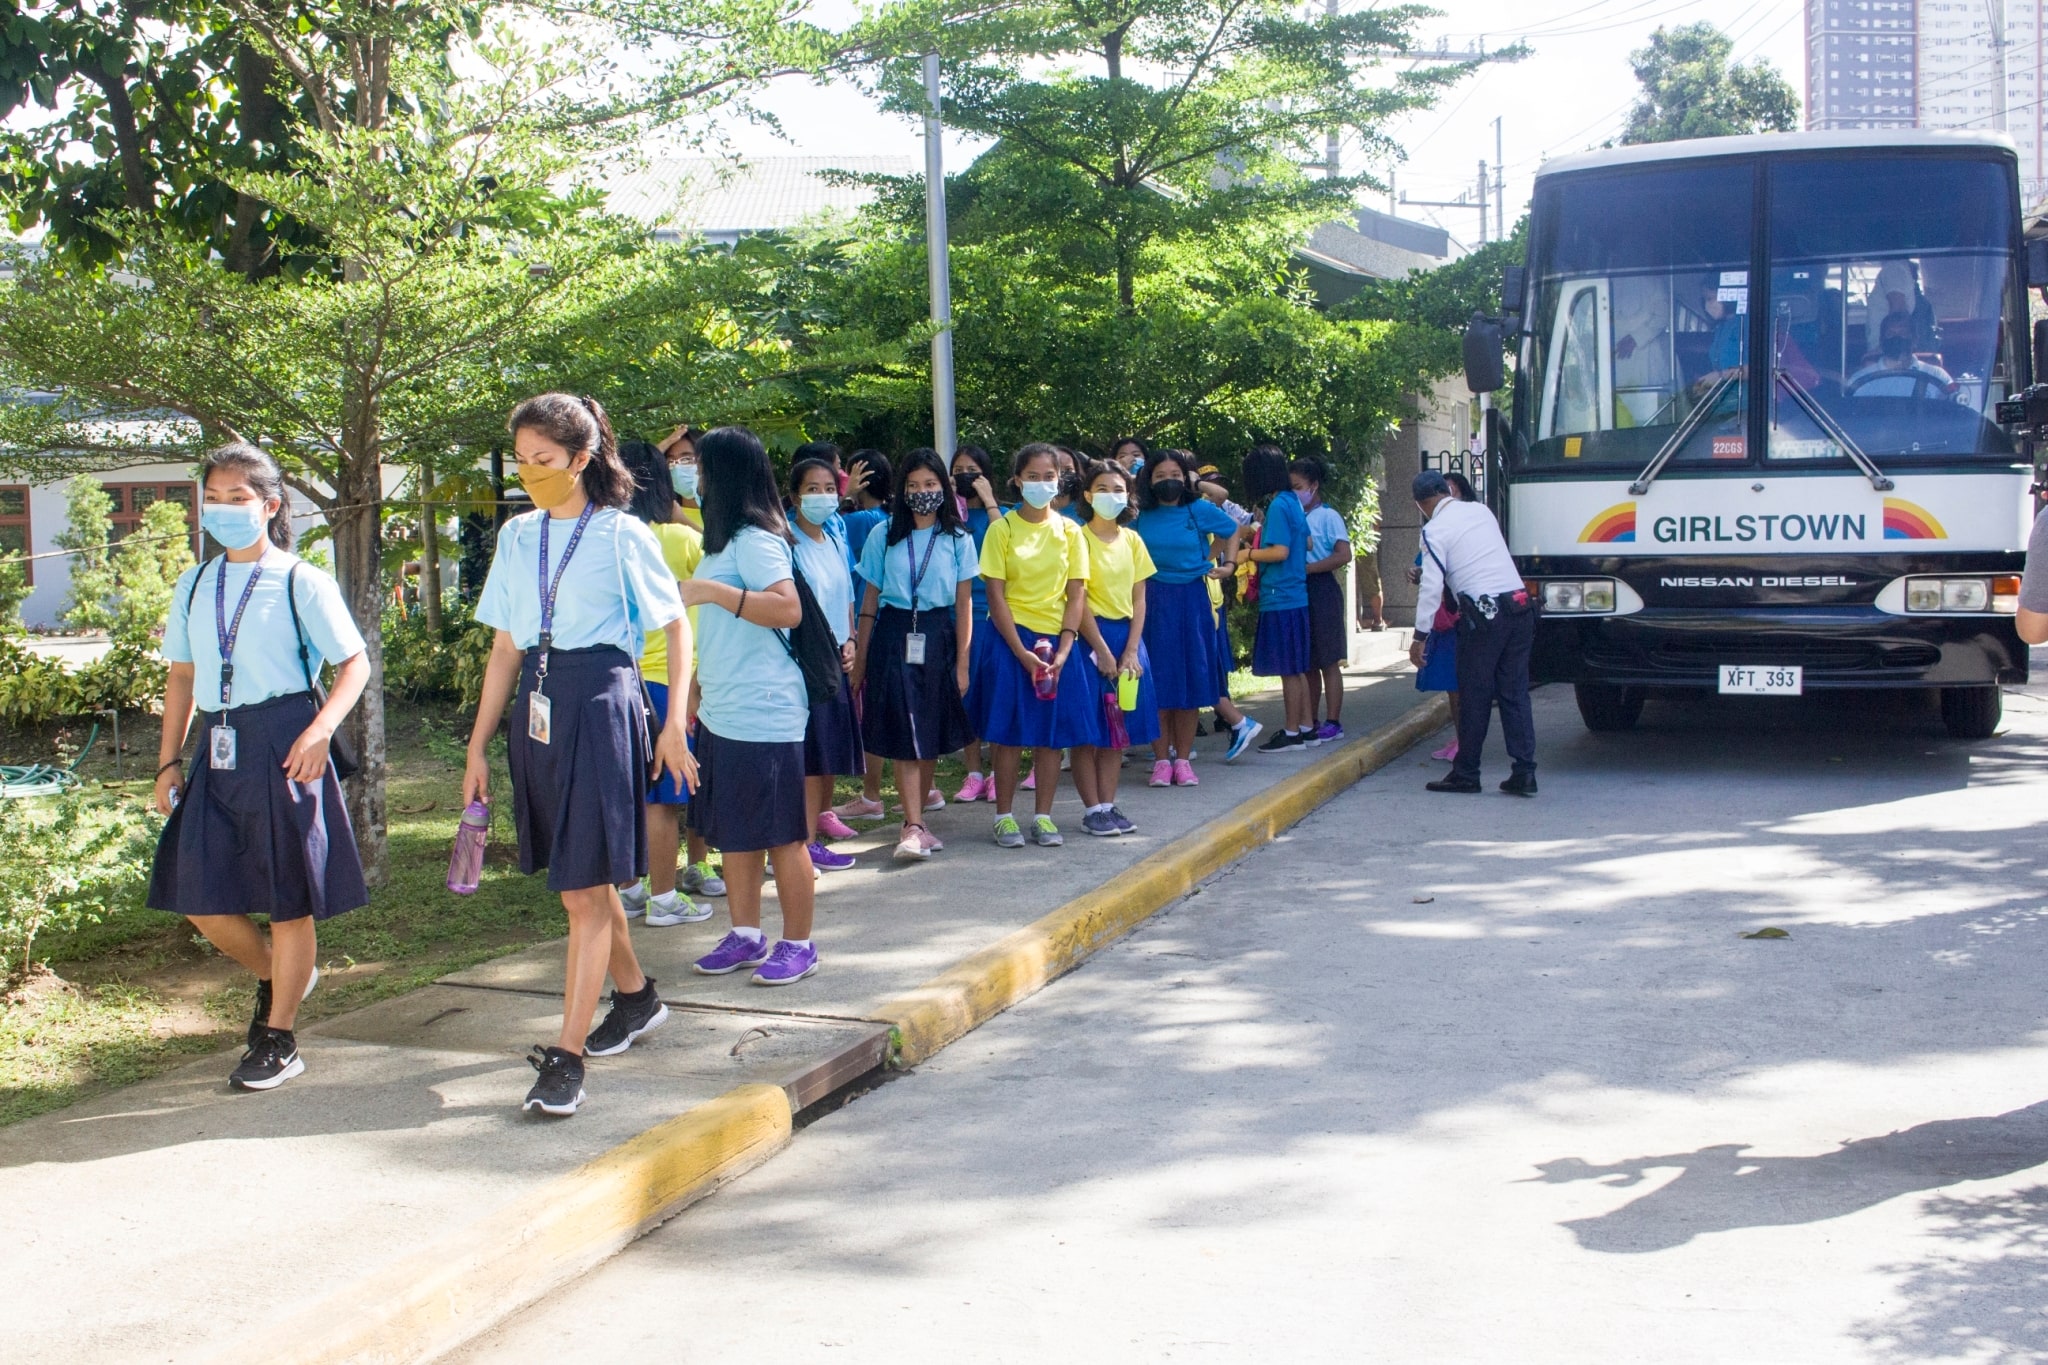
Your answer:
[798,492,839,526]
[1090,492,1128,521]
[672,464,699,499]
[1020,480,1060,509]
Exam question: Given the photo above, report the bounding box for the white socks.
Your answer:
[734,925,766,944]
[1087,802,1114,815]
[649,889,679,913]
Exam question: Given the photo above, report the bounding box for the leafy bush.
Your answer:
[381,599,496,705]
[0,639,168,724]
[0,787,160,984]
[55,480,117,634]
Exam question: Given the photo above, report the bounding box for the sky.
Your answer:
[714,0,1809,253]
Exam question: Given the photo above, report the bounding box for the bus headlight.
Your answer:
[1901,576,2015,613]
[1540,579,1619,613]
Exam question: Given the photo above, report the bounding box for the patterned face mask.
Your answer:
[905,489,947,516]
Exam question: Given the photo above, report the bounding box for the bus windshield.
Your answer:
[1516,153,2022,470]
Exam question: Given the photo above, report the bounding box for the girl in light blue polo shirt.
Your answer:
[789,455,863,874]
[680,427,823,989]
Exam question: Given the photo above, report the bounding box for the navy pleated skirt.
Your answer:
[1251,606,1312,677]
[803,669,866,778]
[862,606,973,760]
[1078,616,1161,748]
[147,691,368,923]
[1307,571,1347,668]
[509,645,650,893]
[966,625,1099,749]
[689,724,808,853]
[1416,626,1459,692]
[1145,578,1226,711]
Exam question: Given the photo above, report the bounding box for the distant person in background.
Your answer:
[1241,443,1317,750]
[788,455,863,874]
[660,424,705,532]
[831,451,916,830]
[2017,498,2048,645]
[658,428,723,899]
[1290,457,1351,744]
[949,443,1005,802]
[1110,436,1149,479]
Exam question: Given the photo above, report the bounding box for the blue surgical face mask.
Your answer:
[1091,492,1128,521]
[1020,480,1060,509]
[672,463,699,499]
[1128,455,1144,475]
[202,501,269,551]
[798,492,839,526]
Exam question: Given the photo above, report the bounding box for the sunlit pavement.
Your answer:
[454,673,2048,1364]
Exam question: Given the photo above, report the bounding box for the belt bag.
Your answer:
[1454,588,1536,634]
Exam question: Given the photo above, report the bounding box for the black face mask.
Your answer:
[1881,332,1912,361]
[1153,479,1187,506]
[955,471,981,498]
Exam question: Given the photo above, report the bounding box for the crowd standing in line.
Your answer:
[151,407,1476,1117]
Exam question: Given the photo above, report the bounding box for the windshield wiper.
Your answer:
[1775,370,1894,491]
[1628,372,1738,496]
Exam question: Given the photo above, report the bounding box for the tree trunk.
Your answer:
[331,434,388,885]
[85,67,155,213]
[419,463,443,631]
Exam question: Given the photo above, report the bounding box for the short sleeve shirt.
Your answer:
[979,512,1088,636]
[1305,504,1349,563]
[1134,500,1238,584]
[841,507,890,582]
[693,527,808,743]
[857,524,980,612]
[164,551,367,713]
[639,520,704,686]
[963,505,1004,616]
[792,523,856,646]
[1081,525,1156,621]
[1256,491,1311,613]
[475,508,684,653]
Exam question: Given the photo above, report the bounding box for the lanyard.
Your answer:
[536,503,597,684]
[905,526,943,630]
[214,555,267,708]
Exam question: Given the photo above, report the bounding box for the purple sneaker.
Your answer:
[808,841,856,872]
[692,931,771,976]
[751,939,819,986]
[1315,721,1343,743]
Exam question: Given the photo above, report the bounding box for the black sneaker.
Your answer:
[1426,773,1483,794]
[1257,729,1304,753]
[247,966,320,1048]
[524,1045,586,1116]
[584,980,669,1057]
[230,1027,305,1091]
[1500,770,1539,797]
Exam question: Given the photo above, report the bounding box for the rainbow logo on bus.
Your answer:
[1881,498,1948,541]
[1578,502,1638,543]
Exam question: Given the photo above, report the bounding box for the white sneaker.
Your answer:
[619,880,649,919]
[645,892,714,926]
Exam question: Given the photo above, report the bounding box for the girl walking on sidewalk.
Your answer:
[149,442,371,1093]
[789,455,864,873]
[681,427,823,985]
[464,394,696,1117]
[1072,461,1159,837]
[852,448,980,861]
[965,443,1093,849]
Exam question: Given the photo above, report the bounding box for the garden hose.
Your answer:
[0,720,100,799]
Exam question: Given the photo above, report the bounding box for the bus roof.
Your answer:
[1535,129,2017,181]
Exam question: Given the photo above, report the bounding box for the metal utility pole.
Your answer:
[1986,0,2010,132]
[1493,116,1506,234]
[1400,183,1486,243]
[1324,0,1340,179]
[1477,160,1489,243]
[923,51,957,458]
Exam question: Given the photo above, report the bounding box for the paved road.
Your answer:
[456,679,2048,1364]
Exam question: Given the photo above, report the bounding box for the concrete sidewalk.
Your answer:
[0,637,1425,1365]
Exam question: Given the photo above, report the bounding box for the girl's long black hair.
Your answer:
[1241,443,1292,504]
[885,447,967,546]
[1135,448,1203,512]
[697,425,791,553]
[200,441,296,550]
[619,438,676,526]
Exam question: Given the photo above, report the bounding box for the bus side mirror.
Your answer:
[2028,239,2048,288]
[1501,264,1526,336]
[1463,313,1505,394]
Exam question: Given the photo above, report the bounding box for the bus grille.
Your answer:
[1645,638,1880,672]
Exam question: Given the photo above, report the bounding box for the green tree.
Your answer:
[1620,22,1798,145]
[111,497,194,646]
[53,478,116,633]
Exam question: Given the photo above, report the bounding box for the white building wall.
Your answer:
[1916,0,2047,200]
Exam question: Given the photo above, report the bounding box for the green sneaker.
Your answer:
[1032,815,1064,847]
[993,814,1026,849]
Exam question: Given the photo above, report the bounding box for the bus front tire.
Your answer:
[1575,683,1644,733]
[1939,686,2001,740]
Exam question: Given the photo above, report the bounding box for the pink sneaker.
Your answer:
[1172,759,1198,786]
[1147,759,1171,787]
[1431,740,1459,762]
[817,810,858,841]
[833,796,885,821]
[919,825,944,852]
[954,773,988,803]
[1021,769,1037,791]
[925,789,946,813]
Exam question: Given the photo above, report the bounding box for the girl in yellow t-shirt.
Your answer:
[1073,461,1159,839]
[964,443,1092,849]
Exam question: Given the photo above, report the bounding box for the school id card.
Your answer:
[528,690,553,745]
[210,723,237,771]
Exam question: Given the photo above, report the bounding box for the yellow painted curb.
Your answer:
[876,694,1451,1066]
[203,1083,793,1365]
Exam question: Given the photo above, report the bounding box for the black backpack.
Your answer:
[779,554,845,709]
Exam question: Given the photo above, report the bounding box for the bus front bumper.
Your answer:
[1530,608,2029,689]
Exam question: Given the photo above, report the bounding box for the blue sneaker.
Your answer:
[1108,806,1137,834]
[692,931,771,975]
[1081,809,1120,838]
[1224,718,1263,762]
[751,940,819,986]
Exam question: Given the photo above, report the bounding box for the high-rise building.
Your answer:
[1805,0,2047,202]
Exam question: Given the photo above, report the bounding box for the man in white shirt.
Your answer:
[1408,470,1538,796]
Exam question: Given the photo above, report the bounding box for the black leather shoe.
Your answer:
[1500,771,1539,797]
[1426,774,1482,793]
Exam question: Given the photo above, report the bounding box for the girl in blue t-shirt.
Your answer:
[679,427,822,989]
[149,441,371,1095]
[948,443,1004,802]
[465,393,696,1117]
[789,457,863,874]
[1132,449,1246,786]
[853,448,980,862]
[1241,443,1316,749]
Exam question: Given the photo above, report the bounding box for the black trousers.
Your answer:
[1452,608,1536,779]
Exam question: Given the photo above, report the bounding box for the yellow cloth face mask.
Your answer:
[515,461,582,510]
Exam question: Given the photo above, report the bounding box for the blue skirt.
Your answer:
[862,606,973,760]
[1307,571,1346,668]
[147,691,368,923]
[508,645,650,893]
[1251,606,1312,677]
[1416,627,1459,692]
[642,680,691,805]
[688,724,808,853]
[1146,578,1226,711]
[1079,616,1161,748]
[803,668,866,778]
[966,624,1100,749]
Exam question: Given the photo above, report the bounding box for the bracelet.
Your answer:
[735,588,749,621]
[156,758,184,777]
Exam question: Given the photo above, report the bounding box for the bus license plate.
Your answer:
[1719,665,1802,696]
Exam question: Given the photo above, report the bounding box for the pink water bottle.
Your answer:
[1032,639,1057,699]
[446,801,489,894]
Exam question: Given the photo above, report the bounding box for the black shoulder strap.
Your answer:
[186,555,220,613]
[284,562,319,694]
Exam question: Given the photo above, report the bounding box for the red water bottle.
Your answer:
[1032,638,1057,699]
[446,800,489,894]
